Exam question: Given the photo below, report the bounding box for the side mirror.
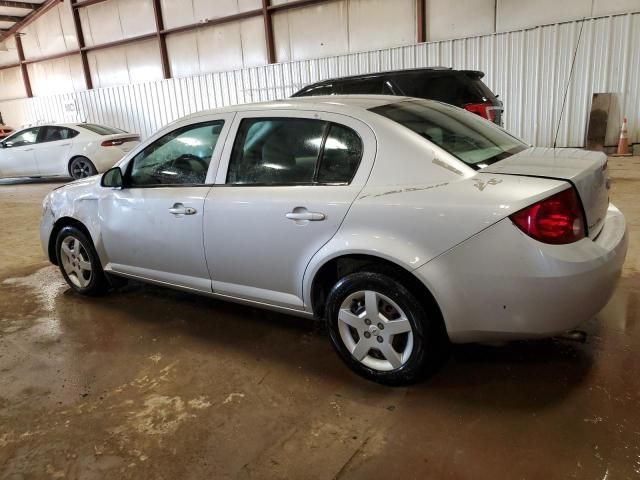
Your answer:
[101,166,123,188]
[0,142,6,149]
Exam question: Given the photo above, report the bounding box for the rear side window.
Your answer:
[227,118,362,185]
[340,78,394,95]
[317,125,363,184]
[39,126,79,143]
[80,124,126,135]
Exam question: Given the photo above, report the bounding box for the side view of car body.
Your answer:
[0,123,140,180]
[40,96,627,384]
[292,67,504,125]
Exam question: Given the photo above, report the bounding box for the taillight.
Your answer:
[464,102,496,122]
[509,188,586,244]
[101,136,139,147]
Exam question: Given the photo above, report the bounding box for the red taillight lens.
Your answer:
[510,188,586,244]
[101,136,139,147]
[464,102,496,122]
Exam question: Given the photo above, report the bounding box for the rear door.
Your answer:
[203,110,376,310]
[34,126,77,176]
[0,127,40,178]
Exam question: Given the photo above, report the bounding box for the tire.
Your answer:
[325,271,447,385]
[55,225,109,296]
[69,157,97,180]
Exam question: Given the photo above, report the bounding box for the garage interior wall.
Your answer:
[0,0,638,147]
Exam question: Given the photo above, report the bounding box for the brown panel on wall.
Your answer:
[70,0,92,90]
[586,93,612,151]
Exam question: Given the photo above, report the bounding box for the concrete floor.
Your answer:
[1,158,639,480]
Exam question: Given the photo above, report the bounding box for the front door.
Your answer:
[203,111,375,309]
[99,115,233,291]
[34,126,76,176]
[0,127,40,178]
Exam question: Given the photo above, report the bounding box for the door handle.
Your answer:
[23,148,34,152]
[60,143,71,146]
[169,203,197,216]
[286,209,325,221]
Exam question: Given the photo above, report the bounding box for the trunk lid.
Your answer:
[101,133,141,153]
[482,147,610,238]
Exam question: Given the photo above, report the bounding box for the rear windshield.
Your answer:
[371,99,526,168]
[79,124,126,135]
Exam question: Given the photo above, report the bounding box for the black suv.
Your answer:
[292,67,503,125]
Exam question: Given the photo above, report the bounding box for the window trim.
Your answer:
[224,117,363,187]
[123,119,225,189]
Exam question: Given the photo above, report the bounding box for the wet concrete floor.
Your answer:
[1,160,639,479]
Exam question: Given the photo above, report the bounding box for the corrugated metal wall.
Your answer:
[0,11,638,147]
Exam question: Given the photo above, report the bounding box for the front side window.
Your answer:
[371,100,526,168]
[295,84,336,97]
[3,127,40,148]
[226,118,363,186]
[127,121,224,187]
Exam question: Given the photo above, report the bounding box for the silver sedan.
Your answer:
[40,96,627,384]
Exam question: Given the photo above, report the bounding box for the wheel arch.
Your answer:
[308,253,444,329]
[48,216,95,265]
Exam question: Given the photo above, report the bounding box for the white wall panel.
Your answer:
[1,13,640,148]
[273,2,349,63]
[160,0,261,29]
[88,39,163,89]
[80,0,156,47]
[348,0,416,52]
[167,17,267,78]
[426,0,495,41]
[497,0,591,32]
[27,55,86,96]
[21,1,78,60]
[0,67,26,101]
[0,36,20,67]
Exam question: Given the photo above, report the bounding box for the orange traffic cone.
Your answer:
[615,117,631,156]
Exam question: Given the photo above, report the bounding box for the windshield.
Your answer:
[370,100,526,168]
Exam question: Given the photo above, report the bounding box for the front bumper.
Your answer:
[414,204,628,343]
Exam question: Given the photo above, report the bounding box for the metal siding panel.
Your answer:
[2,13,639,145]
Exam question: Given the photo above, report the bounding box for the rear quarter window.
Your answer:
[394,73,486,106]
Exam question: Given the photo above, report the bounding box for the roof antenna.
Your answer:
[554,18,585,150]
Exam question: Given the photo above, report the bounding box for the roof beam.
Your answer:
[0,1,38,9]
[0,0,62,44]
[0,14,23,22]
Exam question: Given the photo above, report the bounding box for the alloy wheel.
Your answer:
[337,290,414,371]
[60,236,93,288]
[71,159,93,179]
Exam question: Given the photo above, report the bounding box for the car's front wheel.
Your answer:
[55,226,109,295]
[325,271,447,385]
[69,157,97,179]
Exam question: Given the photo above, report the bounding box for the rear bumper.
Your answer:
[414,204,628,343]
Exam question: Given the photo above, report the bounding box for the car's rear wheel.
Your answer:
[69,157,97,179]
[325,271,447,385]
[55,226,108,295]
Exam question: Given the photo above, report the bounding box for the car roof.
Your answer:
[183,95,411,121]
[295,67,485,90]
